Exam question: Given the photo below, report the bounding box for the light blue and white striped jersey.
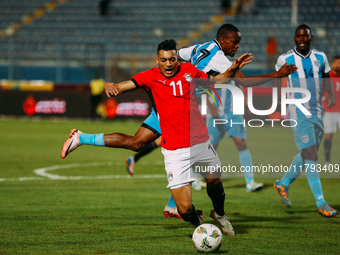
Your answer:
[276,47,331,121]
[178,40,235,116]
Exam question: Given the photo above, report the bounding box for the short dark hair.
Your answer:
[216,24,239,39]
[333,55,340,60]
[157,39,177,53]
[295,24,312,35]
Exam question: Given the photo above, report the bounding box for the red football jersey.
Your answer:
[323,71,340,112]
[132,63,209,150]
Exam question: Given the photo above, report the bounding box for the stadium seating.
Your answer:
[0,0,339,81]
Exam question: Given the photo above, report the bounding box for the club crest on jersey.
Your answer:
[301,135,309,144]
[314,60,321,67]
[184,73,192,82]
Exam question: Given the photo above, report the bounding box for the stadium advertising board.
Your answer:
[0,81,151,118]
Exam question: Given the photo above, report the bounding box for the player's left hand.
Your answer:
[105,83,120,97]
[232,53,253,71]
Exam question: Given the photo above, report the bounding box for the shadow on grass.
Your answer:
[331,204,340,211]
[163,213,303,236]
[229,214,303,234]
[162,204,339,236]
[223,182,274,191]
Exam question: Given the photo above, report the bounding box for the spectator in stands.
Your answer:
[266,35,277,68]
[99,0,111,16]
[90,73,105,119]
[221,0,232,15]
[236,0,257,15]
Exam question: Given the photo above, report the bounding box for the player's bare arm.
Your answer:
[105,80,136,97]
[234,61,298,87]
[322,72,336,108]
[213,53,253,83]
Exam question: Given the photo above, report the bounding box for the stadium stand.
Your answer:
[0,0,339,82]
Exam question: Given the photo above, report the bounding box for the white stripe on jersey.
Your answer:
[294,54,311,118]
[309,53,322,119]
[200,44,220,74]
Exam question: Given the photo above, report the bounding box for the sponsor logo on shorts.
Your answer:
[167,172,173,182]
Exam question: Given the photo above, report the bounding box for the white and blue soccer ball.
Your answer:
[192,223,223,253]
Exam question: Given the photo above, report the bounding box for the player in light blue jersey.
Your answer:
[178,24,295,192]
[178,29,264,193]
[273,24,338,217]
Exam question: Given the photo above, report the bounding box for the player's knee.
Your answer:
[233,137,247,151]
[302,149,318,161]
[205,178,222,188]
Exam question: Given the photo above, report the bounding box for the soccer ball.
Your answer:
[192,223,223,253]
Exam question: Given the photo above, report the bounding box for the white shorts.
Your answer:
[162,139,221,189]
[324,112,340,134]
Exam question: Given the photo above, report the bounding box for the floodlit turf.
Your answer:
[0,117,339,254]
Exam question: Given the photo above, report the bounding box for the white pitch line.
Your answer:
[0,177,46,182]
[0,161,165,182]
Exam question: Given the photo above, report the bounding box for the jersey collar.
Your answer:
[294,47,311,58]
[214,39,222,51]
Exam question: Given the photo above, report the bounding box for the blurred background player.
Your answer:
[273,24,338,217]
[266,35,277,68]
[90,73,105,119]
[322,56,340,167]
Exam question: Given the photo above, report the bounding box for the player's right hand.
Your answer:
[105,83,120,97]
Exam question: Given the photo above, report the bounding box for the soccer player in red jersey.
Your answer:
[323,56,340,166]
[103,39,253,234]
[62,39,252,234]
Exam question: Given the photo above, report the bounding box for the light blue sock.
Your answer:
[239,149,253,184]
[305,160,325,207]
[79,133,105,146]
[282,153,303,187]
[167,195,177,208]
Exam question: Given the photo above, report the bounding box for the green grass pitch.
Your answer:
[0,117,339,254]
